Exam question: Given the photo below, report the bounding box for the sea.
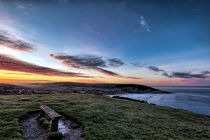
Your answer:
[112,86,210,116]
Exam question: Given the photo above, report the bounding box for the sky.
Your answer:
[0,0,209,86]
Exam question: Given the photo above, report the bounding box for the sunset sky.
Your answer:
[0,0,209,86]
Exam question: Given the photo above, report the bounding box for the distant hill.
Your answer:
[0,82,169,95]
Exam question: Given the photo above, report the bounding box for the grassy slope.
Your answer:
[0,93,210,140]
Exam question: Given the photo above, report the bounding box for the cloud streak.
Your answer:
[147,66,165,72]
[168,72,209,79]
[0,54,88,78]
[131,63,209,79]
[49,54,141,80]
[159,69,210,79]
[108,58,124,67]
[49,54,106,69]
[131,62,163,72]
[0,30,36,53]
[94,68,139,80]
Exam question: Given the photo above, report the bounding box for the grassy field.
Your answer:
[0,93,210,140]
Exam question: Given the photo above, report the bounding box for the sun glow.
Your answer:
[0,70,98,83]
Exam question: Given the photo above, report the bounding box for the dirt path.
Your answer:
[21,112,47,140]
[21,112,82,140]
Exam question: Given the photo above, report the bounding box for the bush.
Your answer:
[47,131,63,140]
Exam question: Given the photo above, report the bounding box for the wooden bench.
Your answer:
[40,105,62,131]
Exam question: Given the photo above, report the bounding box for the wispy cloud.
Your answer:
[139,16,150,32]
[0,30,36,53]
[161,70,210,79]
[147,66,165,72]
[49,54,141,80]
[94,68,120,77]
[0,54,89,78]
[49,54,106,69]
[131,62,210,79]
[168,72,209,79]
[108,58,124,67]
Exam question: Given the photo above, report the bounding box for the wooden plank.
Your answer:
[40,105,61,120]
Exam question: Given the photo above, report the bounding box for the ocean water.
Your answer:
[117,86,210,116]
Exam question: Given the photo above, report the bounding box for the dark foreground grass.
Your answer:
[0,93,210,140]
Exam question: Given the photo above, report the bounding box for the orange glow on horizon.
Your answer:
[0,70,184,86]
[0,70,101,84]
[0,69,141,84]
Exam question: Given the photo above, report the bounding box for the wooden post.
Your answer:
[51,119,59,131]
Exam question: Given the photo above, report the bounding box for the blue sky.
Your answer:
[0,0,209,86]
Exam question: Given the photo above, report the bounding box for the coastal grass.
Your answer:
[0,93,210,140]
